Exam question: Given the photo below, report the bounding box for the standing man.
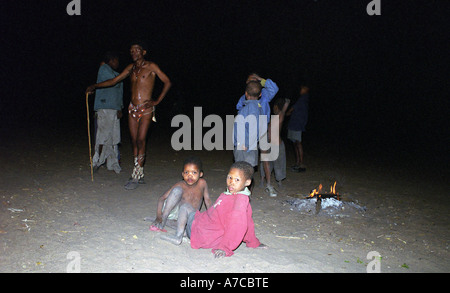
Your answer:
[236,73,279,195]
[287,84,309,172]
[92,51,123,174]
[86,40,171,190]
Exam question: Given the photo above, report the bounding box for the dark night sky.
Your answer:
[1,0,449,165]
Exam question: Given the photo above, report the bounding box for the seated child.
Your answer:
[152,156,212,230]
[161,161,266,258]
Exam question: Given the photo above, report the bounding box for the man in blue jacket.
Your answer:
[236,73,279,123]
[92,51,123,174]
[234,81,265,168]
[236,73,279,196]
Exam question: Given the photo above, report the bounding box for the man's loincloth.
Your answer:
[128,101,155,121]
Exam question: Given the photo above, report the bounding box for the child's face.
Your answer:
[226,168,251,194]
[182,163,202,186]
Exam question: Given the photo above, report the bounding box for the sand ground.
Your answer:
[0,124,449,273]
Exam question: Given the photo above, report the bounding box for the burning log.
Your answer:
[306,182,340,214]
[306,182,339,200]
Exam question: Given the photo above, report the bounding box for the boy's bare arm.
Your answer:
[278,99,291,126]
[285,106,294,116]
[202,182,212,209]
[86,64,133,94]
[282,99,290,113]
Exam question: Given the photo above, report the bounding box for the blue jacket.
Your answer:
[234,100,265,151]
[94,64,123,111]
[236,79,279,123]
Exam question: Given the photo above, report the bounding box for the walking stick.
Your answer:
[86,93,94,182]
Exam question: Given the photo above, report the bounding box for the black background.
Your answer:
[1,0,449,168]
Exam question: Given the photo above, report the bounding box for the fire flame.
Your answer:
[308,181,338,199]
[309,184,323,198]
[330,181,336,194]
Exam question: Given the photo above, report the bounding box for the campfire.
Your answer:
[288,181,366,216]
[306,182,340,214]
[307,181,340,201]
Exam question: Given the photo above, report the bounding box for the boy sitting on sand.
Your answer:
[161,161,266,258]
[152,156,212,230]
